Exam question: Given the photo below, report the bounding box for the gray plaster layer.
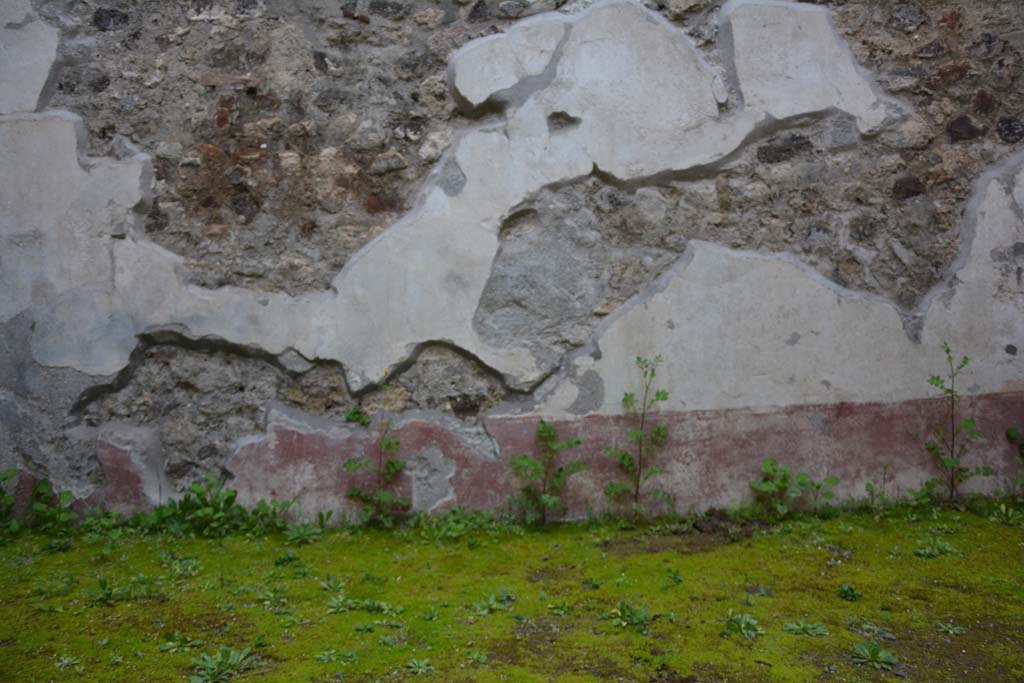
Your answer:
[408,446,457,514]
[0,313,108,498]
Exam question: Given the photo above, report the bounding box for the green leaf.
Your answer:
[604,482,632,500]
[539,494,561,510]
[511,455,543,481]
[383,459,406,482]
[614,451,637,475]
[536,419,557,441]
[824,475,840,486]
[344,457,370,472]
[551,437,582,452]
[654,389,669,402]
[641,466,663,482]
[649,424,669,448]
[563,461,588,477]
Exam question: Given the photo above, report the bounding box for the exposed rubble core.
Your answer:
[78,342,504,485]
[34,0,521,293]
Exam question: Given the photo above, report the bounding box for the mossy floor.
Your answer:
[1,508,1023,683]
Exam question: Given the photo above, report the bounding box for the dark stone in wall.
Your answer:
[92,8,130,32]
[889,3,926,34]
[997,117,1024,143]
[892,175,926,200]
[947,114,985,141]
[468,1,491,23]
[755,134,813,164]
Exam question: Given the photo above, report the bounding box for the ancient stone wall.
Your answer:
[1,0,1022,516]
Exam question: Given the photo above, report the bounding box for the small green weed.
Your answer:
[851,641,898,671]
[31,481,77,537]
[723,610,764,641]
[314,648,341,664]
[604,356,672,515]
[159,632,204,654]
[750,458,838,519]
[285,522,321,545]
[936,621,966,635]
[914,537,956,558]
[406,658,434,674]
[606,599,652,633]
[837,583,861,601]
[344,405,372,426]
[190,646,255,683]
[926,342,992,500]
[472,590,515,616]
[510,419,586,526]
[784,620,828,637]
[344,420,409,527]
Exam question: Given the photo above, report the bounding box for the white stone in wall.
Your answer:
[0,0,59,115]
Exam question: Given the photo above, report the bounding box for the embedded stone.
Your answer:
[997,117,1024,144]
[756,134,813,164]
[947,114,985,142]
[892,176,926,200]
[973,89,996,114]
[888,3,926,34]
[92,8,131,31]
[467,0,491,23]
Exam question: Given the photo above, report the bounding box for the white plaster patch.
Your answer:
[449,15,569,109]
[0,0,59,115]
[722,0,894,133]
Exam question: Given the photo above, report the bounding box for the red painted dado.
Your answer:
[226,418,520,517]
[63,391,1024,517]
[488,392,1024,515]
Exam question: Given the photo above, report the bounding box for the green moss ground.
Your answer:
[1,508,1023,682]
